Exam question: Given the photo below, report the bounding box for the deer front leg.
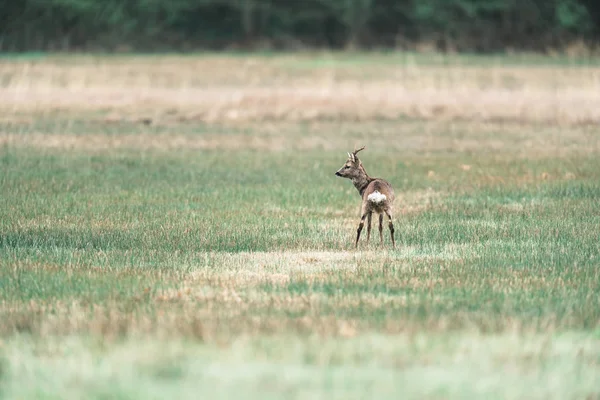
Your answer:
[366,212,372,244]
[385,211,395,248]
[378,214,384,245]
[355,213,368,249]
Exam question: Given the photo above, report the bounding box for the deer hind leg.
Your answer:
[385,211,395,248]
[378,214,384,245]
[355,213,369,249]
[366,212,372,244]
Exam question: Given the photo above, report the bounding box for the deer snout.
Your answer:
[335,171,342,177]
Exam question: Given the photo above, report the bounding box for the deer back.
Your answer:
[362,178,395,214]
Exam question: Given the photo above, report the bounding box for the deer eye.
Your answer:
[344,165,350,169]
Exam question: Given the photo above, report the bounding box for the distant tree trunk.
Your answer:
[343,0,373,49]
[239,0,256,44]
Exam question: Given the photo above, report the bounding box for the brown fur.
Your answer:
[335,147,396,248]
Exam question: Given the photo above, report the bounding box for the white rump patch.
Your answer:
[367,191,387,204]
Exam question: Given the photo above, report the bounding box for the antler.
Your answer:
[353,146,366,156]
[347,146,366,162]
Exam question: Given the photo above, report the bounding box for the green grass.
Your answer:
[1,53,600,398]
[2,49,600,66]
[2,334,599,399]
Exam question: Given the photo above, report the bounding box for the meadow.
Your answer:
[1,52,600,399]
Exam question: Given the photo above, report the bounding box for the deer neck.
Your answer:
[351,165,373,196]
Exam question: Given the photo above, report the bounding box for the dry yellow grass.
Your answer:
[2,119,598,161]
[1,54,599,125]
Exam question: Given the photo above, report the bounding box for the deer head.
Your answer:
[335,146,366,179]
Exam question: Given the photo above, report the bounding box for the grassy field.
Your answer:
[1,52,600,399]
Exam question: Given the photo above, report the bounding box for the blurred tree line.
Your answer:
[1,0,599,52]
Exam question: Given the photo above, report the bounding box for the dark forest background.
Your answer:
[1,0,600,53]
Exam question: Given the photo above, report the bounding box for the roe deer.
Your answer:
[335,146,396,249]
